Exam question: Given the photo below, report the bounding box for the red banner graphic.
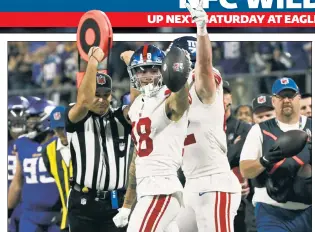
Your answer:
[0,12,314,27]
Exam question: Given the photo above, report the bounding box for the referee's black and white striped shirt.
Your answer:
[65,106,132,191]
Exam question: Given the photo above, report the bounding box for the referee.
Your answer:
[65,47,132,232]
[42,105,72,232]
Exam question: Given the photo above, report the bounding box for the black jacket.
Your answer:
[226,116,252,169]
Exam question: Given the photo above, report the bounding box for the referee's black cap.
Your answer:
[96,73,112,93]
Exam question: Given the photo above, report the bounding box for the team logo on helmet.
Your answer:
[187,40,197,54]
[280,78,289,85]
[257,96,266,104]
[53,112,61,120]
[96,74,106,85]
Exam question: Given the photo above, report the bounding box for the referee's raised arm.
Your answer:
[68,47,104,123]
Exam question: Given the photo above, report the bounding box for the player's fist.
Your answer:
[88,46,104,63]
[120,50,135,65]
[161,46,191,92]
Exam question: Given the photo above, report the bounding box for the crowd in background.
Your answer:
[8,40,312,107]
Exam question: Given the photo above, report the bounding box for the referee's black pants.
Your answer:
[67,189,126,232]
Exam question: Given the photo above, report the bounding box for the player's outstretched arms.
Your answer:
[166,83,190,122]
[8,155,23,210]
[69,46,104,123]
[113,149,137,228]
[162,46,191,121]
[186,0,217,104]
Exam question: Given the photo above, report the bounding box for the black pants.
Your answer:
[234,199,257,232]
[68,189,126,232]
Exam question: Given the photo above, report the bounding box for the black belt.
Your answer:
[72,183,110,200]
[72,183,126,201]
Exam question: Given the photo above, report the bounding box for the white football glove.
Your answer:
[186,0,208,35]
[112,207,131,228]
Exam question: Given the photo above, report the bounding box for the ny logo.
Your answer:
[187,40,197,54]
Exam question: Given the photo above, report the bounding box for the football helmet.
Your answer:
[8,96,29,134]
[25,97,55,138]
[128,44,165,97]
[167,36,197,69]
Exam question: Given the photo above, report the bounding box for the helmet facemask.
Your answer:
[128,64,163,97]
[26,105,55,139]
[8,109,27,134]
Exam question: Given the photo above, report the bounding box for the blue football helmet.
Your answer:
[167,36,196,69]
[128,44,165,97]
[8,96,30,134]
[25,97,56,138]
[25,96,42,105]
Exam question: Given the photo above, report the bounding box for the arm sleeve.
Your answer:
[227,139,247,168]
[65,105,90,133]
[227,122,252,168]
[240,124,263,161]
[113,107,132,132]
[114,107,130,126]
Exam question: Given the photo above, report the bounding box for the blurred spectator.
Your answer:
[28,42,47,54]
[41,42,62,88]
[217,42,249,75]
[56,42,78,105]
[235,105,253,124]
[252,42,293,93]
[58,42,77,84]
[254,42,289,72]
[300,93,312,118]
[283,41,311,71]
[8,42,34,90]
[269,43,292,72]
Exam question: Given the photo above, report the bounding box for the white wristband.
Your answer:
[197,26,208,36]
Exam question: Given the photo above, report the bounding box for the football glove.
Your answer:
[186,0,208,35]
[113,207,131,228]
[259,147,284,170]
